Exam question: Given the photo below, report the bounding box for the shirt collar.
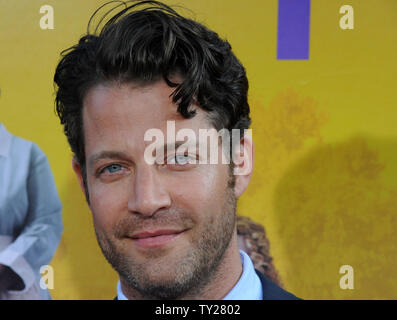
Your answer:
[0,123,12,157]
[116,250,263,300]
[117,280,128,300]
[222,250,263,300]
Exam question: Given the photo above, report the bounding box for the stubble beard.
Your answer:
[94,187,237,300]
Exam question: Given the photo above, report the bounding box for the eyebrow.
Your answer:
[88,151,132,169]
[88,140,210,168]
[166,141,198,152]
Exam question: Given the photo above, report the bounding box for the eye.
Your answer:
[101,164,123,174]
[166,153,196,166]
[173,154,190,165]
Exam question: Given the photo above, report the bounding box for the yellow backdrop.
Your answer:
[0,0,396,299]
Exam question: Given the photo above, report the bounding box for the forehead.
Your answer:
[82,80,214,156]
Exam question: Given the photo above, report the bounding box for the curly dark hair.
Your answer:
[54,0,251,181]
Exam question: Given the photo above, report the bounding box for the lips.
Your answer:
[130,229,186,248]
[131,229,184,239]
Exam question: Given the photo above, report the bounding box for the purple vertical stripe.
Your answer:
[277,0,311,60]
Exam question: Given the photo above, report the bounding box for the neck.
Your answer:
[120,231,243,300]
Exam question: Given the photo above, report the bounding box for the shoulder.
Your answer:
[0,126,44,157]
[11,132,48,163]
[255,269,301,300]
[7,133,50,177]
[0,126,46,162]
[6,131,37,159]
[0,126,30,159]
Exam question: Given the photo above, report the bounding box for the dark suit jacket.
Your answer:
[114,269,300,300]
[255,269,300,300]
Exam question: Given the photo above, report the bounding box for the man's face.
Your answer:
[78,80,239,299]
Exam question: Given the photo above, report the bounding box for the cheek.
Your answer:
[88,179,130,230]
[171,165,230,217]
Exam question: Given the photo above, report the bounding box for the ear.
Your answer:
[232,130,254,198]
[72,157,88,200]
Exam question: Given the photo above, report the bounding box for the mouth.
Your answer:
[129,229,186,248]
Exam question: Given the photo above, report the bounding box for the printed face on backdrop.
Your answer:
[72,79,254,299]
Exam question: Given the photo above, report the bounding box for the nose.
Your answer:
[127,165,171,217]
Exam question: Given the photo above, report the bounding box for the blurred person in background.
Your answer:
[0,123,63,299]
